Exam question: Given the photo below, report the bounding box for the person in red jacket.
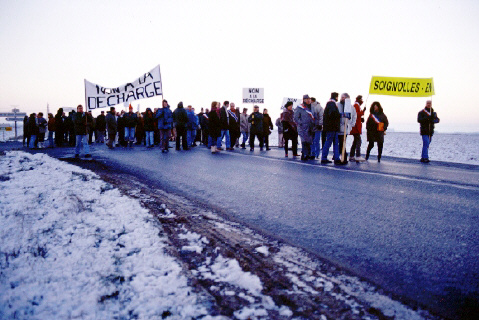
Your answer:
[349,95,366,161]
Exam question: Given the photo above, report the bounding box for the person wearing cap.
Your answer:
[248,105,264,151]
[105,107,117,149]
[294,94,315,161]
[349,95,366,161]
[321,92,342,164]
[172,101,189,150]
[239,108,249,149]
[311,97,324,159]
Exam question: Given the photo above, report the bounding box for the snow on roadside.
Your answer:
[0,151,217,319]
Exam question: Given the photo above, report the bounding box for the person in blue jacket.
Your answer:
[155,99,173,153]
[186,105,199,147]
[418,100,440,163]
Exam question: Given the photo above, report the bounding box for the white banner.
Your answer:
[282,97,302,110]
[85,65,162,110]
[242,88,264,104]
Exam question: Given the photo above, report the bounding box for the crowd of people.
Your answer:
[22,95,439,163]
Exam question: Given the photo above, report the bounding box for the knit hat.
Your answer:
[303,94,310,99]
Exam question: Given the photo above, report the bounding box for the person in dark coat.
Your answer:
[123,105,138,148]
[144,108,155,148]
[64,111,75,146]
[417,100,440,163]
[27,113,38,149]
[321,92,342,164]
[73,105,92,158]
[95,111,106,143]
[105,107,117,149]
[200,108,210,146]
[262,108,274,151]
[248,105,264,151]
[366,101,389,162]
[281,101,299,157]
[155,100,173,152]
[172,101,189,151]
[117,110,126,146]
[54,108,64,146]
[228,103,240,150]
[47,113,55,148]
[208,102,221,153]
[23,115,30,147]
[218,101,231,150]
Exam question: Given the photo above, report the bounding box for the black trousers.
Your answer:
[350,133,362,157]
[366,141,383,160]
[176,126,188,150]
[249,132,263,149]
[284,134,298,155]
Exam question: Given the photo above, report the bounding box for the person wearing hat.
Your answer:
[172,101,189,150]
[281,101,299,157]
[349,95,366,161]
[248,105,264,151]
[294,94,315,160]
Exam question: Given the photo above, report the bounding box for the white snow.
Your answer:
[255,246,270,257]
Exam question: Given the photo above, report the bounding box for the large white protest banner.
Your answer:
[85,65,162,111]
[243,88,264,104]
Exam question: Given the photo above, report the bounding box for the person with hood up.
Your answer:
[294,94,315,161]
[338,93,357,163]
[365,101,389,162]
[173,101,189,151]
[54,108,64,147]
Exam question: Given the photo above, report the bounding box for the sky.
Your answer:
[1,0,478,132]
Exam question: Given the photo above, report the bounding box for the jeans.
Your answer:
[29,135,37,148]
[160,129,170,150]
[217,129,230,148]
[96,131,105,143]
[321,132,340,161]
[187,130,196,146]
[145,131,154,147]
[241,132,249,145]
[125,127,135,142]
[48,131,54,147]
[421,135,431,159]
[311,131,322,157]
[75,134,90,155]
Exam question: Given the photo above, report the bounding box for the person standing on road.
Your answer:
[208,101,221,153]
[123,105,138,148]
[262,108,273,151]
[418,100,440,163]
[47,113,55,148]
[54,108,64,147]
[338,93,357,163]
[349,95,366,161]
[281,101,299,157]
[37,113,47,149]
[105,107,117,149]
[143,108,155,148]
[73,105,92,158]
[173,101,189,151]
[156,100,173,153]
[248,105,264,151]
[240,108,249,149]
[218,101,231,150]
[23,115,30,147]
[200,108,209,146]
[321,92,342,164]
[28,113,38,149]
[275,115,284,148]
[96,111,106,144]
[365,101,389,162]
[311,97,324,159]
[294,94,315,161]
[228,103,240,150]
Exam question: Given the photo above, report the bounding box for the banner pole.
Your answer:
[341,118,348,162]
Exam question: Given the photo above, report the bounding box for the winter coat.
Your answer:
[248,112,263,135]
[281,109,298,140]
[350,102,365,135]
[123,112,138,128]
[228,110,240,136]
[200,113,209,131]
[219,106,230,130]
[156,107,173,130]
[37,117,47,134]
[47,117,56,132]
[96,114,106,131]
[294,104,314,143]
[173,107,188,129]
[262,114,273,136]
[311,101,324,132]
[105,112,117,134]
[73,112,92,135]
[366,112,389,143]
[338,100,357,135]
[143,113,155,131]
[54,111,64,132]
[187,110,199,130]
[240,113,249,133]
[323,100,341,133]
[275,118,283,134]
[28,116,39,135]
[208,109,221,139]
[417,108,440,136]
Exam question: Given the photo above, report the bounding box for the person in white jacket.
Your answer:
[337,93,357,162]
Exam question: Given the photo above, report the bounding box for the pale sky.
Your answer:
[1,0,478,132]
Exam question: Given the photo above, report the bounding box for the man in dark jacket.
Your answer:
[123,105,138,148]
[74,105,92,158]
[96,111,106,143]
[228,103,240,150]
[105,107,117,149]
[218,101,231,150]
[173,101,189,150]
[321,92,342,164]
[418,100,440,163]
[248,105,264,151]
[54,108,64,147]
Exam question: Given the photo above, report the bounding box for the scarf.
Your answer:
[203,114,209,119]
[298,104,314,120]
[423,108,431,116]
[371,114,381,124]
[227,110,238,122]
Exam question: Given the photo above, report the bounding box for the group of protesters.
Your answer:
[23,93,439,163]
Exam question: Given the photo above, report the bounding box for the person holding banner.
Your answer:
[365,102,389,162]
[294,94,315,161]
[418,100,440,163]
[321,92,342,164]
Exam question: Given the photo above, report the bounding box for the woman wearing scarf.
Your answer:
[281,101,299,157]
[366,101,389,162]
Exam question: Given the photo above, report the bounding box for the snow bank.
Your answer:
[0,151,211,319]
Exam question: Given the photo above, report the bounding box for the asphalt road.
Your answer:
[4,142,479,318]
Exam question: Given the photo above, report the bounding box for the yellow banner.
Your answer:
[369,76,434,97]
